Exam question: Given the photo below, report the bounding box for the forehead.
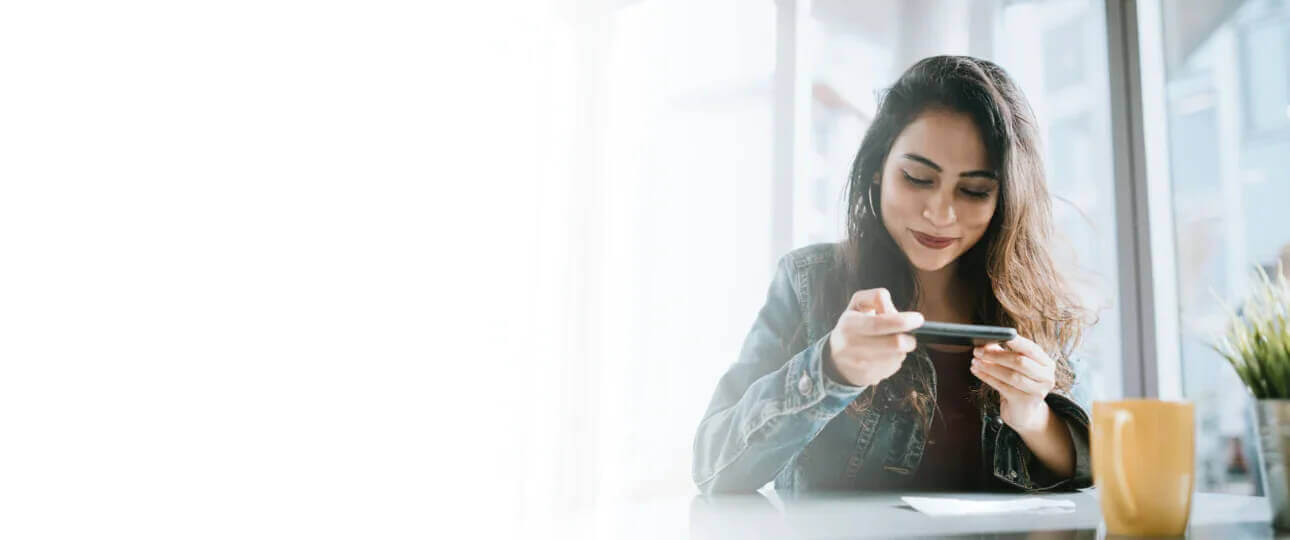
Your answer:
[890,108,991,171]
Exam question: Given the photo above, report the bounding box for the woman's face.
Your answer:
[877,108,1000,272]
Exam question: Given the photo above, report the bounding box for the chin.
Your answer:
[906,251,956,272]
[910,261,951,272]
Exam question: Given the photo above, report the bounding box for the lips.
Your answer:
[912,230,957,249]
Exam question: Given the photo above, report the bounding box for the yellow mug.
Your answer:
[1091,400,1195,536]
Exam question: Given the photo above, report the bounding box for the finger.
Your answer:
[877,291,897,314]
[836,309,868,329]
[847,288,898,315]
[835,311,871,341]
[979,356,1048,391]
[977,343,1016,364]
[1003,336,1054,367]
[982,342,1053,369]
[896,333,917,353]
[974,348,1050,383]
[970,359,1028,399]
[854,332,918,354]
[972,357,1046,395]
[981,342,1009,355]
[854,312,924,336]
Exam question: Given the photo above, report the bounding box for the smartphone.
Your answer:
[910,321,1017,346]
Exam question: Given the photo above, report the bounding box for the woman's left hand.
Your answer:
[971,336,1056,434]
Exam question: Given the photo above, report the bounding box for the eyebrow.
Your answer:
[902,152,998,180]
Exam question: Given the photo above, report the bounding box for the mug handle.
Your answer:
[1112,409,1138,518]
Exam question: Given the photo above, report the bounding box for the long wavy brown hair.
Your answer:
[841,55,1094,422]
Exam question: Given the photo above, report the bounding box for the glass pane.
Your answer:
[1160,0,1290,495]
[805,0,1123,402]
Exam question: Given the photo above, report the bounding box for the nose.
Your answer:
[922,192,956,228]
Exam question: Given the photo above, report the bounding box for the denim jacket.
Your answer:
[692,243,1093,494]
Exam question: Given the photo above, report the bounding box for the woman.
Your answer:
[693,56,1094,494]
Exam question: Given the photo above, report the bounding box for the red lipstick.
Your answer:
[912,230,956,249]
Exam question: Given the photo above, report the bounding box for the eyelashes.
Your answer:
[900,170,993,200]
[901,170,933,186]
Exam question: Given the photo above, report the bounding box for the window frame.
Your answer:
[1105,0,1183,399]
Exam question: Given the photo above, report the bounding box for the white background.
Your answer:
[0,1,554,537]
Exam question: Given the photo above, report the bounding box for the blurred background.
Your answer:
[504,0,1290,522]
[576,0,1124,505]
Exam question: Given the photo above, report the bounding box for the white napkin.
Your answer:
[901,496,1076,517]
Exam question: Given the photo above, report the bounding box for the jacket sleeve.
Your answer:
[691,255,867,494]
[991,355,1093,492]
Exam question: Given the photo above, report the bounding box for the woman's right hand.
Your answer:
[826,288,924,387]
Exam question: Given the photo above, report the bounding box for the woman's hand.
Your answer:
[970,336,1057,433]
[826,288,924,387]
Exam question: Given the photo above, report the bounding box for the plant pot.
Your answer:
[1256,400,1290,529]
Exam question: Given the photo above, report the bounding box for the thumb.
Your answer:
[876,290,897,314]
[848,288,898,315]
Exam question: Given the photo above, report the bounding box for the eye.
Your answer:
[901,170,932,186]
[960,188,993,200]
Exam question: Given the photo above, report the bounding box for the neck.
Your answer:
[913,262,975,323]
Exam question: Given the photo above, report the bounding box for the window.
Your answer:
[585,0,1124,504]
[1157,0,1290,495]
[513,0,1290,515]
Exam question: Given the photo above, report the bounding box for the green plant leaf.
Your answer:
[1210,263,1290,398]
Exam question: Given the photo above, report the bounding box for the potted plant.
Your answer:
[1214,263,1290,529]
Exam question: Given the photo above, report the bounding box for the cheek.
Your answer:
[880,180,920,220]
[961,201,997,238]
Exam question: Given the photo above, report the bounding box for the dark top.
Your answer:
[905,346,984,491]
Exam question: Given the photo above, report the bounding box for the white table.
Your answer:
[557,490,1285,539]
